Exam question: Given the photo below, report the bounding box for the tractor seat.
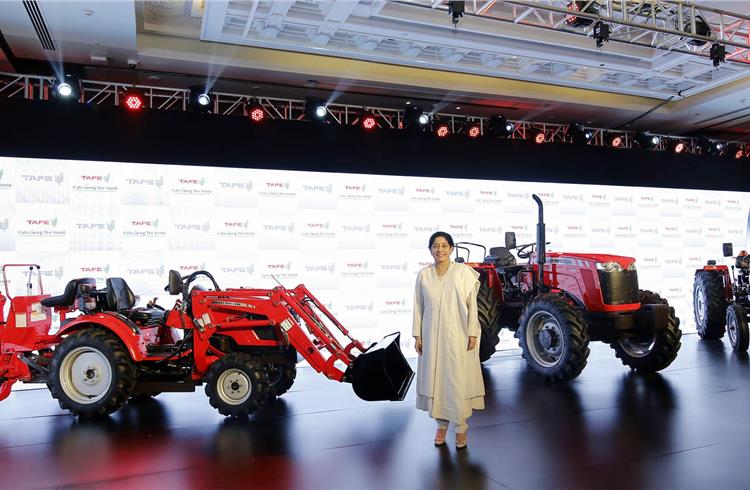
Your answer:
[487,247,517,268]
[40,278,96,308]
[106,277,165,326]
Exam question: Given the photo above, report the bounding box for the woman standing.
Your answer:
[413,231,485,449]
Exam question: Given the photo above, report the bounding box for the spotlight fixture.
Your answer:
[668,139,689,154]
[246,102,266,123]
[447,1,464,26]
[684,14,713,46]
[696,137,724,155]
[52,75,81,102]
[188,85,212,112]
[404,105,429,131]
[567,123,592,144]
[461,121,481,138]
[487,115,514,138]
[304,97,328,122]
[565,1,598,28]
[710,43,726,68]
[435,123,451,138]
[531,131,546,144]
[122,88,145,111]
[727,143,746,160]
[609,134,623,148]
[593,21,610,48]
[360,112,378,131]
[635,131,660,150]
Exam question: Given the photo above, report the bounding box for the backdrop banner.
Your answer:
[1,156,748,355]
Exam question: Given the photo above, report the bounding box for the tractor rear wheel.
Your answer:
[477,273,502,363]
[726,304,749,352]
[48,329,136,418]
[206,353,270,417]
[266,362,296,397]
[517,294,590,382]
[611,290,682,373]
[693,271,728,339]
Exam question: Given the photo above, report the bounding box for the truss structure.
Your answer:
[422,1,750,63]
[0,70,745,154]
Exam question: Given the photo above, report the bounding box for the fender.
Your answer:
[56,313,145,361]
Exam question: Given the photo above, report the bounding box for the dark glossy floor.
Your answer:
[1,333,749,490]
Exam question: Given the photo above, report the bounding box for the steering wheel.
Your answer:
[516,243,534,259]
[180,271,221,313]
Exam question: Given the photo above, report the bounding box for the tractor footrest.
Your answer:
[146,343,179,353]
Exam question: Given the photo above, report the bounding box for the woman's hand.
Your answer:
[467,336,477,351]
[415,336,423,355]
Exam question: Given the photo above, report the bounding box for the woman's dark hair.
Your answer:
[428,231,455,249]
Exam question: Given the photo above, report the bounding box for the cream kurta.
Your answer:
[412,261,485,424]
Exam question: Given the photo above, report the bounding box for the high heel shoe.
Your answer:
[434,427,447,446]
[455,433,467,449]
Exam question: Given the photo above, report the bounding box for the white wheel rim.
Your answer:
[694,287,706,326]
[59,347,113,404]
[217,369,252,405]
[728,311,738,346]
[618,335,655,358]
[526,311,564,368]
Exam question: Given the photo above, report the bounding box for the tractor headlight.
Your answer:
[596,261,623,272]
[626,261,637,271]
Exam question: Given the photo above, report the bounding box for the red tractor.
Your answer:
[0,265,413,417]
[457,195,682,382]
[693,243,750,351]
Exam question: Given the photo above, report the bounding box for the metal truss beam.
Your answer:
[0,70,745,154]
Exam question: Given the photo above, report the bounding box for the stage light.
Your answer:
[611,136,622,147]
[189,86,212,112]
[122,89,144,111]
[467,125,481,138]
[360,112,378,130]
[304,97,328,122]
[635,131,660,150]
[534,132,546,144]
[448,1,464,26]
[52,76,80,102]
[593,21,610,48]
[435,123,450,138]
[404,105,429,131]
[668,139,688,154]
[565,1,598,28]
[487,115,514,138]
[696,137,724,155]
[607,133,623,148]
[567,123,592,144]
[727,143,746,160]
[709,43,726,67]
[247,103,266,123]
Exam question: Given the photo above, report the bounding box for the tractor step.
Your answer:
[146,343,179,353]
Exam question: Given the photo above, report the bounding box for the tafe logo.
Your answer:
[80,265,111,274]
[80,174,111,182]
[220,181,253,191]
[126,177,163,187]
[75,221,115,232]
[131,220,159,228]
[22,173,64,184]
[178,178,206,186]
[27,218,58,227]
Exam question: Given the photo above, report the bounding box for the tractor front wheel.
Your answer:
[266,362,296,397]
[612,290,682,373]
[726,304,749,352]
[48,329,136,418]
[205,353,270,417]
[517,294,590,382]
[693,271,727,340]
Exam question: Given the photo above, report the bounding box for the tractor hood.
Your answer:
[547,252,636,269]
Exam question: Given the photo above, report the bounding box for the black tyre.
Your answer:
[726,304,749,352]
[48,329,136,418]
[205,353,270,417]
[266,362,296,397]
[477,273,502,363]
[612,290,682,373]
[517,294,590,382]
[693,271,728,339]
[130,392,161,402]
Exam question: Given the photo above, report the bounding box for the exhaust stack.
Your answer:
[532,194,547,291]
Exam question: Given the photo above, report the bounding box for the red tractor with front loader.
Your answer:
[0,265,413,417]
[693,243,750,351]
[456,194,682,382]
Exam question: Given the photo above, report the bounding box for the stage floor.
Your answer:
[1,333,748,490]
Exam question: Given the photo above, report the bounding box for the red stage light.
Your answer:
[361,114,377,130]
[124,92,144,111]
[674,142,686,154]
[248,105,265,123]
[735,149,745,160]
[467,125,481,138]
[436,124,450,138]
[611,136,622,147]
[534,132,545,144]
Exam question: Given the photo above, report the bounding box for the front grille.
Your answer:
[598,270,639,305]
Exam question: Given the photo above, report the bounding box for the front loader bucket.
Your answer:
[350,332,414,402]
